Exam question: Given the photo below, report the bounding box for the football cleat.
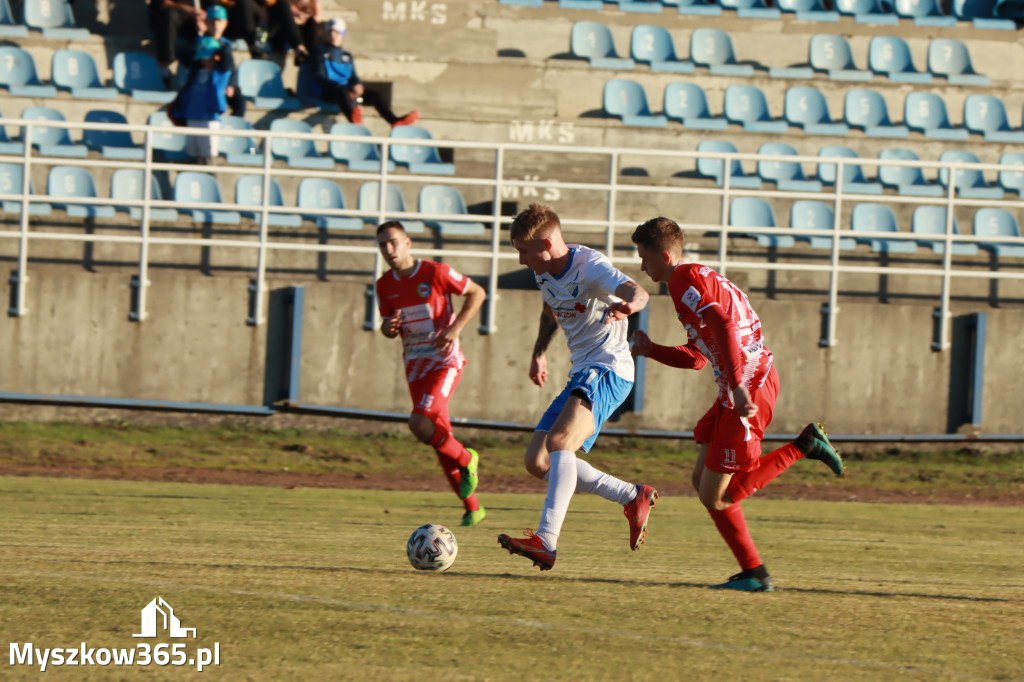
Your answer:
[794,422,845,477]
[623,484,659,551]
[461,506,486,527]
[350,105,364,125]
[709,569,775,592]
[497,529,556,571]
[392,110,421,128]
[458,449,480,499]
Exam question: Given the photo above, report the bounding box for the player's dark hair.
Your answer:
[632,217,684,253]
[509,203,560,244]
[376,220,407,236]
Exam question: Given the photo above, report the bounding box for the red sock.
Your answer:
[708,503,761,570]
[430,423,471,467]
[435,454,480,512]
[727,443,804,503]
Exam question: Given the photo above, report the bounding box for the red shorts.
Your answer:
[694,365,779,474]
[407,366,462,423]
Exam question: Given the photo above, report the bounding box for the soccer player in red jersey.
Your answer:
[376,221,488,527]
[630,217,845,591]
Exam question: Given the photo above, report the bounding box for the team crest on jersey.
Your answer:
[681,286,702,311]
[417,282,431,298]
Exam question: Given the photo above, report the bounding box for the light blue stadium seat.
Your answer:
[724,85,787,133]
[868,36,931,83]
[269,119,333,169]
[878,148,943,196]
[630,25,693,72]
[953,0,1016,26]
[0,46,56,98]
[390,126,455,175]
[697,140,761,189]
[329,122,394,172]
[720,0,781,18]
[843,89,909,137]
[604,79,667,127]
[218,115,263,166]
[690,28,754,77]
[419,185,485,236]
[997,152,1024,195]
[21,107,87,157]
[174,172,241,224]
[0,109,23,154]
[777,0,840,20]
[82,110,143,160]
[903,92,967,140]
[297,178,363,230]
[818,146,883,194]
[757,143,822,192]
[974,208,1024,257]
[894,0,957,24]
[939,150,1003,199]
[790,200,854,250]
[113,52,175,103]
[237,60,301,110]
[911,206,977,255]
[0,0,27,36]
[613,0,665,13]
[235,176,302,227]
[558,0,602,10]
[809,34,871,81]
[52,50,117,100]
[663,82,726,130]
[147,111,190,163]
[729,197,793,248]
[963,95,1024,142]
[47,166,115,219]
[674,0,723,16]
[851,203,916,253]
[358,182,425,233]
[110,169,178,222]
[927,39,989,85]
[570,22,635,70]
[835,0,898,21]
[25,0,89,38]
[783,86,849,135]
[0,163,50,215]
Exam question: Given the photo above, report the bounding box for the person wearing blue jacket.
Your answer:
[170,36,232,164]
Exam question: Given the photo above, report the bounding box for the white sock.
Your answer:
[574,458,638,506]
[536,450,577,551]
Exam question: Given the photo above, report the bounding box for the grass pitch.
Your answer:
[2,476,1022,680]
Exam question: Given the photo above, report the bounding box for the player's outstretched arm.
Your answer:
[604,280,650,324]
[433,279,486,350]
[529,304,559,387]
[631,329,709,370]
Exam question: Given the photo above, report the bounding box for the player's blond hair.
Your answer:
[509,203,560,243]
[632,217,685,254]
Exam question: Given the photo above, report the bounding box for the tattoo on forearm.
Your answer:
[533,311,558,358]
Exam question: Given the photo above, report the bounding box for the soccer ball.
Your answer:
[406,523,458,571]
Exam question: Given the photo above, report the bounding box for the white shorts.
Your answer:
[185,120,221,158]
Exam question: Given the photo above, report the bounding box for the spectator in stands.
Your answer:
[207,0,267,59]
[313,18,420,127]
[265,0,323,66]
[149,0,206,87]
[200,5,246,117]
[169,37,232,165]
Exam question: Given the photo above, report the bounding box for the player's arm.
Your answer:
[380,309,402,338]
[631,330,708,370]
[603,279,649,324]
[699,303,756,417]
[432,279,486,350]
[529,303,559,387]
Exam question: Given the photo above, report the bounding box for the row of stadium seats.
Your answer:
[0,0,88,39]
[604,81,1024,142]
[572,24,988,85]
[0,164,485,235]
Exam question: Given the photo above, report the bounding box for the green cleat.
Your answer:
[709,570,775,592]
[795,422,845,477]
[458,448,480,499]
[461,506,486,527]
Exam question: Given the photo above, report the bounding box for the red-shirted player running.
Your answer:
[630,217,845,591]
[376,221,488,527]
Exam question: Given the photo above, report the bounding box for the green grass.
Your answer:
[1,476,1022,680]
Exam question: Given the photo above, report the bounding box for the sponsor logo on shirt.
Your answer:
[698,266,711,277]
[681,286,702,312]
[554,310,576,320]
[417,283,431,298]
[449,269,463,282]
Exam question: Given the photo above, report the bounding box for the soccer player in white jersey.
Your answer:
[497,203,658,571]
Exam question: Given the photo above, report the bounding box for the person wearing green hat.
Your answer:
[193,4,244,116]
[169,36,232,165]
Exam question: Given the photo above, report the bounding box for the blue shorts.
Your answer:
[535,366,633,453]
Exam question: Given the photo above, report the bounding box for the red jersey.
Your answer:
[653,263,773,408]
[376,260,471,382]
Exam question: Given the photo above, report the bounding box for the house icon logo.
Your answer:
[132,597,197,639]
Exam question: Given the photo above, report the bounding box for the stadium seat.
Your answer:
[893,0,957,24]
[911,206,978,255]
[757,143,823,192]
[390,126,455,175]
[419,185,485,236]
[268,119,333,169]
[630,25,693,73]
[0,46,56,98]
[723,85,787,133]
[173,171,241,224]
[329,122,394,172]
[927,39,989,85]
[776,0,840,20]
[113,52,175,103]
[784,87,849,135]
[878,148,943,196]
[218,115,263,166]
[719,0,781,18]
[674,0,723,16]
[52,50,117,100]
[974,208,1024,257]
[903,92,967,140]
[358,182,425,233]
[696,140,761,189]
[809,34,871,81]
[110,169,178,222]
[21,107,87,157]
[0,0,27,36]
[559,0,602,8]
[729,197,794,248]
[146,111,189,163]
[47,166,115,219]
[24,0,89,38]
[953,0,1016,27]
[0,109,23,154]
[82,110,143,160]
[997,152,1024,195]
[790,200,854,250]
[938,150,1003,199]
[835,0,898,21]
[851,203,917,253]
[690,28,754,77]
[0,163,51,215]
[237,60,301,110]
[235,176,302,227]
[818,146,882,194]
[963,95,1024,142]
[604,79,667,127]
[297,178,363,230]
[663,82,727,130]
[570,22,635,70]
[868,36,931,83]
[843,89,909,137]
